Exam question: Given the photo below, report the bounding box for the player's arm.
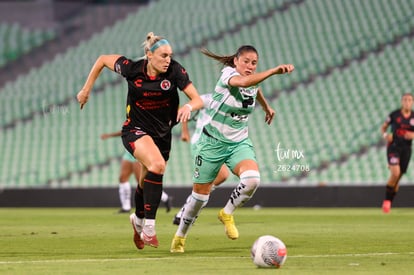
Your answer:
[177,83,203,122]
[403,130,414,140]
[380,121,392,142]
[101,130,122,140]
[229,64,294,88]
[77,54,122,109]
[181,120,190,142]
[256,88,275,125]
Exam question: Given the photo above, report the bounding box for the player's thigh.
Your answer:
[227,139,258,175]
[192,136,227,184]
[399,147,412,174]
[133,135,165,172]
[132,161,142,183]
[119,159,134,182]
[212,165,230,186]
[123,150,137,162]
[388,164,401,179]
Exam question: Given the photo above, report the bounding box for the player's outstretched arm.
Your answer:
[77,54,121,109]
[100,131,122,140]
[229,64,294,88]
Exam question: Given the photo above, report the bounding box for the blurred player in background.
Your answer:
[77,32,202,249]
[170,45,294,253]
[380,93,414,213]
[100,131,172,213]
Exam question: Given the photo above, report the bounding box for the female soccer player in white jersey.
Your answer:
[173,89,279,225]
[170,45,294,252]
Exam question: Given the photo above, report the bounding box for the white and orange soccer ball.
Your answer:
[250,235,287,268]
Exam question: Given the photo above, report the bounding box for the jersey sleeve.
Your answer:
[114,56,135,79]
[385,115,391,124]
[385,111,395,124]
[172,61,192,90]
[201,93,213,109]
[220,66,240,86]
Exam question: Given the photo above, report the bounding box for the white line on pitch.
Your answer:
[289,252,414,258]
[0,252,413,265]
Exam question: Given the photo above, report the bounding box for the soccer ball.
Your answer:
[251,235,287,268]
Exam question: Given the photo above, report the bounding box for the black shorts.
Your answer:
[387,143,412,174]
[122,127,172,161]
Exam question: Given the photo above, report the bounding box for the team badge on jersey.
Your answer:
[410,118,414,126]
[193,168,200,179]
[160,79,171,91]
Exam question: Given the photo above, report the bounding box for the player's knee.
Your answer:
[148,160,166,174]
[240,170,260,193]
[193,183,212,195]
[389,164,401,177]
[214,166,230,186]
[119,175,128,182]
[390,170,401,180]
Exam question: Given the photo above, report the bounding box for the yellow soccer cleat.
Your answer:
[218,209,239,240]
[170,235,186,253]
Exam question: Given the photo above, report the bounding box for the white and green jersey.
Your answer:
[191,94,213,145]
[204,66,258,143]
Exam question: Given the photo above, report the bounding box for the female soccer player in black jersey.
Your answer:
[77,32,202,249]
[380,93,414,213]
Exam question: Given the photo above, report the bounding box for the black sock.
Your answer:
[143,172,163,219]
[385,185,396,202]
[134,185,145,219]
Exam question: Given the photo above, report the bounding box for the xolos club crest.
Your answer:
[160,79,171,91]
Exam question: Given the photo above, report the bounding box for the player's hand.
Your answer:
[181,132,190,142]
[383,133,393,143]
[264,106,275,125]
[177,104,192,123]
[403,131,414,140]
[100,134,110,140]
[77,89,90,109]
[274,64,294,74]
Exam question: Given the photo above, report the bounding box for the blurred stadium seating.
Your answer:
[0,0,413,189]
[0,22,55,67]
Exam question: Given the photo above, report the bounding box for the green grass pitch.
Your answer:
[1,207,413,274]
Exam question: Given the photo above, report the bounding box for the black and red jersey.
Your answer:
[114,56,191,138]
[386,109,414,147]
